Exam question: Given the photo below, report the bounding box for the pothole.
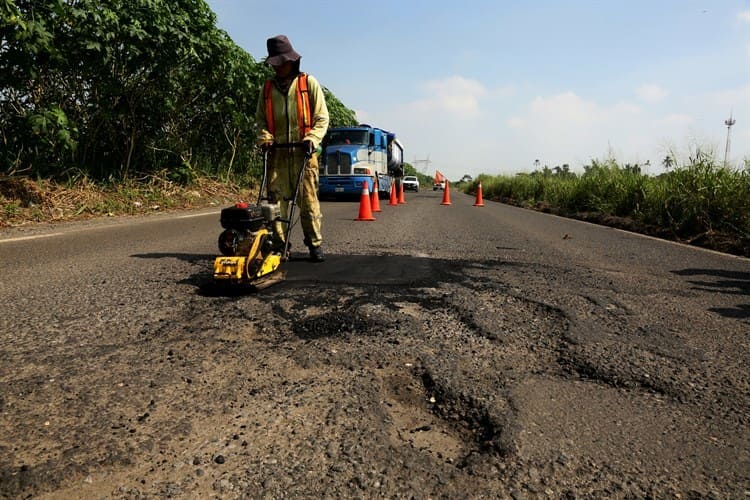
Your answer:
[381,371,469,465]
[291,310,379,339]
[420,370,507,458]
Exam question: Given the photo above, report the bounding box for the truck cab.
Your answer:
[319,125,403,198]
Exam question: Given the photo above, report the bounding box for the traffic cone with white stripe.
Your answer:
[355,180,376,221]
[473,181,485,207]
[388,181,398,206]
[370,176,382,212]
[441,179,452,205]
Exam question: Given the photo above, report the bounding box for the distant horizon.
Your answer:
[207,0,750,180]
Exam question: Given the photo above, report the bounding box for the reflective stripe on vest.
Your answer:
[263,73,311,138]
[296,73,312,136]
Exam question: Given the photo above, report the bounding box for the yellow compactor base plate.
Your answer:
[213,253,283,289]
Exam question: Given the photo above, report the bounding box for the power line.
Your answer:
[412,154,431,173]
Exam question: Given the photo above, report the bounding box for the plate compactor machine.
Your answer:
[212,143,308,289]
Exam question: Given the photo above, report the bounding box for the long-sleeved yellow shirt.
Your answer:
[255,73,329,149]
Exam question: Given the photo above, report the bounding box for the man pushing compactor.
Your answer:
[256,34,330,263]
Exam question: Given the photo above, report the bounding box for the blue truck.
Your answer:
[319,124,404,198]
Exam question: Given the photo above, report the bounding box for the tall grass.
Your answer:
[469,154,750,256]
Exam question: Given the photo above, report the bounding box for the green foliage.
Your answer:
[572,159,647,216]
[402,163,416,176]
[4,201,20,218]
[167,160,196,185]
[0,0,355,184]
[470,153,750,255]
[27,106,78,161]
[641,152,750,240]
[324,88,357,128]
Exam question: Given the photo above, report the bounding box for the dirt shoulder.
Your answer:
[0,175,250,230]
[496,195,749,258]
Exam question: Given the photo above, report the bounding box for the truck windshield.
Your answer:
[327,130,368,145]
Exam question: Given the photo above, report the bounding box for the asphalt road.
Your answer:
[0,188,748,498]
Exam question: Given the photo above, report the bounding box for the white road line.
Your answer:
[541,209,750,262]
[608,225,750,261]
[0,233,62,243]
[0,210,221,244]
[175,211,220,219]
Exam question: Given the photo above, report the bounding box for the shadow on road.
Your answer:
[131,252,214,263]
[169,252,521,298]
[673,268,750,319]
[188,253,446,298]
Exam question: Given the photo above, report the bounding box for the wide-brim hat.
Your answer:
[265,35,301,66]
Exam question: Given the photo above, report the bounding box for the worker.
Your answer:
[256,35,330,262]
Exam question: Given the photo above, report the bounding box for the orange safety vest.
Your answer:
[263,73,312,139]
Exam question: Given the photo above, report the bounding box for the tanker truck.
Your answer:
[318,124,404,198]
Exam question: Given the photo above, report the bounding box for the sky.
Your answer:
[206,0,750,180]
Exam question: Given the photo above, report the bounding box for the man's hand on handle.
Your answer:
[303,140,315,157]
[260,141,312,156]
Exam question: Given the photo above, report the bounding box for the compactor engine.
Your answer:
[217,202,279,256]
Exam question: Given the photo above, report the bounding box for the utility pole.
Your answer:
[724,111,735,166]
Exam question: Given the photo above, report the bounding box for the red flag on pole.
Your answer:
[434,170,445,183]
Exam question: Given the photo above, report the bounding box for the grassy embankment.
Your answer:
[0,173,254,229]
[464,153,750,257]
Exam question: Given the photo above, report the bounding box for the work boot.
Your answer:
[308,245,325,263]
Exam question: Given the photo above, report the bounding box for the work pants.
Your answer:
[268,151,322,248]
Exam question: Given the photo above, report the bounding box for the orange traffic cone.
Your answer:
[398,180,406,204]
[441,179,452,205]
[370,176,382,212]
[388,181,398,206]
[355,180,376,221]
[473,181,485,207]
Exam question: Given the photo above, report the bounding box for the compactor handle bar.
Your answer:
[257,142,314,259]
[264,142,306,148]
[262,141,313,156]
